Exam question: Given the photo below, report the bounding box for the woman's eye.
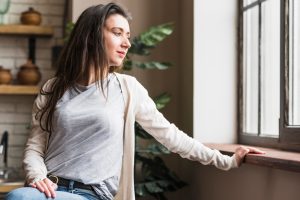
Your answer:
[114,32,122,36]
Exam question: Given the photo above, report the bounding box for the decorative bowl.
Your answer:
[20,7,41,25]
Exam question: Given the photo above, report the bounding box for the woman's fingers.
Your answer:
[29,182,37,188]
[246,146,265,154]
[34,178,56,198]
[235,146,249,157]
[35,181,45,193]
[44,178,57,198]
[234,146,265,166]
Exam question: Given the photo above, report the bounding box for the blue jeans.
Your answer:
[5,181,102,200]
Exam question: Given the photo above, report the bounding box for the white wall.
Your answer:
[71,0,112,22]
[193,0,237,143]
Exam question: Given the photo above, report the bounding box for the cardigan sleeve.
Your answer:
[134,79,238,170]
[23,79,54,184]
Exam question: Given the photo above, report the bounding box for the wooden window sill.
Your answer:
[205,143,300,173]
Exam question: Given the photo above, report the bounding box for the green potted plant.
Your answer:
[123,23,187,200]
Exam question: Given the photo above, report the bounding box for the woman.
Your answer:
[6,3,263,200]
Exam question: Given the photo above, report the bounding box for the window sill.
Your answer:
[205,143,300,173]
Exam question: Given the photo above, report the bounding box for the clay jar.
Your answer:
[0,66,12,85]
[17,60,41,85]
[20,7,42,25]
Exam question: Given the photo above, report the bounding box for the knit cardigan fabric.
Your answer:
[23,73,237,200]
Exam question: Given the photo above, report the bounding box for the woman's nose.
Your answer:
[122,37,131,49]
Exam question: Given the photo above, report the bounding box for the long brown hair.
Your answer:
[38,3,130,133]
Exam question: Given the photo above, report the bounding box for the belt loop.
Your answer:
[68,180,75,192]
[48,175,58,184]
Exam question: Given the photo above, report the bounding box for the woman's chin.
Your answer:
[109,62,122,67]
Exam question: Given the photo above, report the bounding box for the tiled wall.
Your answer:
[0,0,65,174]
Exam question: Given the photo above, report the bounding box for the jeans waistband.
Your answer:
[47,175,92,191]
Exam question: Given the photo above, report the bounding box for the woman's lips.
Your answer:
[117,51,125,57]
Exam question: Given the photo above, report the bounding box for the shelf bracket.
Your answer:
[28,36,36,64]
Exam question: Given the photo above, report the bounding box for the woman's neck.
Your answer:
[77,76,95,86]
[77,68,109,86]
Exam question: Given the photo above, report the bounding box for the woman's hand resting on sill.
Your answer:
[234,146,265,166]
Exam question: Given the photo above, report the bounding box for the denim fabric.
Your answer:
[5,181,103,200]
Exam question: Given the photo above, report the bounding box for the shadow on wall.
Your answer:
[190,164,300,200]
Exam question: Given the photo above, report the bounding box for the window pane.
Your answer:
[289,0,300,126]
[243,0,258,7]
[260,0,280,136]
[243,7,259,134]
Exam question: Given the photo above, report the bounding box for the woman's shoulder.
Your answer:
[114,72,134,80]
[114,72,147,95]
[114,72,139,85]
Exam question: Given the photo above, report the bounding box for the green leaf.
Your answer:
[154,93,171,110]
[122,59,133,71]
[148,143,170,154]
[128,37,152,56]
[139,23,174,47]
[135,123,153,139]
[135,183,149,196]
[153,192,168,200]
[129,23,174,57]
[135,179,186,197]
[135,154,188,198]
[64,21,75,42]
[145,181,164,193]
[136,143,170,155]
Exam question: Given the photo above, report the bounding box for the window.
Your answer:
[239,0,300,151]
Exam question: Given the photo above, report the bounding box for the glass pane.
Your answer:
[260,0,280,136]
[242,7,259,134]
[289,0,300,126]
[243,0,258,7]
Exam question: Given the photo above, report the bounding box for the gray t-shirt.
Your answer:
[44,73,124,197]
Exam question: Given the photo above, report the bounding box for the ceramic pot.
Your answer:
[20,7,41,25]
[0,66,12,85]
[17,60,41,85]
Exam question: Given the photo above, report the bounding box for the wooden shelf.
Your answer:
[0,24,54,63]
[0,85,39,95]
[0,25,54,37]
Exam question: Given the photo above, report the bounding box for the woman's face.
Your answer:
[104,14,131,67]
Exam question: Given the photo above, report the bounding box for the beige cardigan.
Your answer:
[23,73,237,200]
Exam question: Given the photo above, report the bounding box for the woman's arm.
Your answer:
[134,80,263,170]
[23,79,57,198]
[23,88,49,184]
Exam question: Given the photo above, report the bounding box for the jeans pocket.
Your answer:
[91,184,114,200]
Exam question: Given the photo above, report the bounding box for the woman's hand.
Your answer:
[29,178,57,198]
[234,146,265,166]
